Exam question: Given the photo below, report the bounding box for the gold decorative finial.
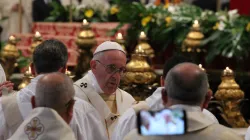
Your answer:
[1,35,20,79]
[18,66,34,90]
[30,31,43,54]
[214,67,248,127]
[75,19,96,80]
[182,20,205,53]
[115,32,126,53]
[134,31,155,58]
[222,67,233,76]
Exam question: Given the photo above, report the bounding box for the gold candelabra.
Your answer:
[214,67,248,127]
[75,19,96,80]
[0,36,20,79]
[123,46,156,85]
[115,33,126,53]
[30,31,43,55]
[18,66,34,90]
[134,31,154,58]
[182,20,205,53]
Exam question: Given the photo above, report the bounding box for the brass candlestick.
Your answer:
[134,31,154,58]
[214,67,248,127]
[30,31,43,55]
[0,36,20,79]
[115,33,126,53]
[18,66,34,90]
[182,20,205,53]
[75,19,96,80]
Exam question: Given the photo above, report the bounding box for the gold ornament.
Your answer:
[134,31,155,58]
[65,68,75,79]
[75,19,96,80]
[123,46,156,84]
[30,31,43,54]
[182,20,205,53]
[115,33,126,53]
[1,36,20,79]
[18,66,34,90]
[214,67,248,127]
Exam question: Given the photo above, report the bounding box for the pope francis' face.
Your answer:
[91,50,127,94]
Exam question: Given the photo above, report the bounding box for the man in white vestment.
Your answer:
[9,72,76,140]
[111,55,218,140]
[0,64,14,96]
[0,39,107,140]
[74,41,136,139]
[0,0,32,41]
[124,63,242,140]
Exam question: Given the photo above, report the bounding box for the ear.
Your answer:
[160,76,165,87]
[202,89,212,110]
[58,66,67,73]
[90,60,97,71]
[67,101,75,121]
[31,96,36,109]
[161,88,168,106]
[30,63,36,76]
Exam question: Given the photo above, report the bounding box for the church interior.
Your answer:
[1,0,250,139]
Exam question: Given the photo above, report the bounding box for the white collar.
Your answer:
[170,104,201,112]
[88,70,104,94]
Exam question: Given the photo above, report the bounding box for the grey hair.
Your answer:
[35,72,75,114]
[165,63,208,105]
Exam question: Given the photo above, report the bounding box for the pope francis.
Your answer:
[74,41,136,139]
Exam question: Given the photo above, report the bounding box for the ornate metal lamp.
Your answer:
[75,19,96,80]
[122,47,157,100]
[214,67,248,127]
[182,20,205,53]
[134,31,154,58]
[0,36,20,79]
[30,31,43,55]
[115,33,126,53]
[18,66,34,90]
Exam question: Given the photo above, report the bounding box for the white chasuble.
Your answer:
[74,71,135,138]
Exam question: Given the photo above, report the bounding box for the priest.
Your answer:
[74,41,136,139]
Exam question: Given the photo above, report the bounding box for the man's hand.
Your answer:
[0,81,14,96]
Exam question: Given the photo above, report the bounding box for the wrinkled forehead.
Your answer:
[99,50,127,64]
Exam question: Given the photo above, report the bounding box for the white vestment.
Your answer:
[74,70,136,138]
[0,0,32,41]
[0,64,6,83]
[0,74,107,140]
[111,87,218,140]
[9,107,76,140]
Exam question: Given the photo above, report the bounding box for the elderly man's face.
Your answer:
[92,50,126,94]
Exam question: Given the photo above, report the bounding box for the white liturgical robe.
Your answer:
[0,74,107,140]
[9,107,76,140]
[74,70,136,138]
[0,64,6,83]
[111,87,219,140]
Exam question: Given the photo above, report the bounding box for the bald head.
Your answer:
[35,72,75,114]
[165,63,208,105]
